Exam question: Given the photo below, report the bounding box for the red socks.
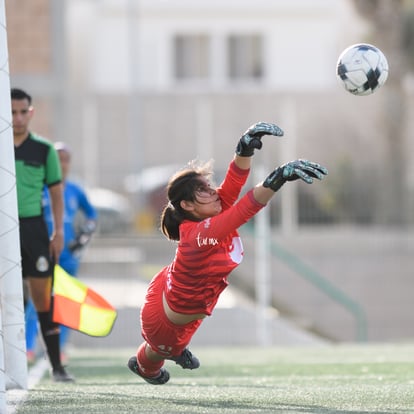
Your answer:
[137,343,164,377]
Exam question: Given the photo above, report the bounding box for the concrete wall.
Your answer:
[72,229,414,346]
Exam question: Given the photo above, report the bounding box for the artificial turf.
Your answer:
[10,343,414,414]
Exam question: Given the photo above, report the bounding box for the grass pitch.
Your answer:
[13,343,414,413]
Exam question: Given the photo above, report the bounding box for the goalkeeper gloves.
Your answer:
[236,122,284,157]
[264,159,328,192]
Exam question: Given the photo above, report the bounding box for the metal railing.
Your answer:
[268,239,368,342]
[242,225,368,342]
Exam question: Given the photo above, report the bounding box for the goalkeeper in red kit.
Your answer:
[128,122,328,384]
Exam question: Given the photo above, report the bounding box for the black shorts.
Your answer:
[19,216,53,278]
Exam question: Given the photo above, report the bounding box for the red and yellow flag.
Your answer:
[52,265,117,337]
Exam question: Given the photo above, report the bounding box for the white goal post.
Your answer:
[0,0,28,410]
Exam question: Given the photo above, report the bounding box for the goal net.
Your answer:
[0,1,28,411]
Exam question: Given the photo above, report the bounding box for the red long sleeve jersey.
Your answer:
[163,161,265,316]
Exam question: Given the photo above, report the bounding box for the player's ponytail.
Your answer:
[160,204,181,241]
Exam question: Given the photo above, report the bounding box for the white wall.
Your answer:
[67,0,366,93]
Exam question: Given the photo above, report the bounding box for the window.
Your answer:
[174,34,209,80]
[228,34,263,80]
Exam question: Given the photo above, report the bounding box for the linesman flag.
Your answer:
[52,265,117,337]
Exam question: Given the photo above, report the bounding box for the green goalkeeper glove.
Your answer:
[263,159,328,192]
[236,122,284,157]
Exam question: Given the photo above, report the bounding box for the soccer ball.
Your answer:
[336,43,389,96]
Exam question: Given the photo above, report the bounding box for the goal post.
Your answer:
[0,1,28,409]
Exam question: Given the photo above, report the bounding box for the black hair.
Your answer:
[160,160,214,241]
[11,88,32,105]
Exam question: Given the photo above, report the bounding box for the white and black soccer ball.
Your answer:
[336,43,389,96]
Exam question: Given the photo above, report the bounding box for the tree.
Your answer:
[352,0,408,225]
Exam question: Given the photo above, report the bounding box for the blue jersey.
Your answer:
[43,180,97,275]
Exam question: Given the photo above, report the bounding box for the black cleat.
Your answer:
[170,348,200,370]
[52,366,75,382]
[127,356,170,385]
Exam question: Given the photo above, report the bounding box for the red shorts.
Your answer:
[140,271,202,358]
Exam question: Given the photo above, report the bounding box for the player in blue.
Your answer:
[25,142,98,362]
[43,142,98,276]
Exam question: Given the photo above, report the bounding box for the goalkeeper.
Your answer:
[127,121,328,385]
[26,142,98,362]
